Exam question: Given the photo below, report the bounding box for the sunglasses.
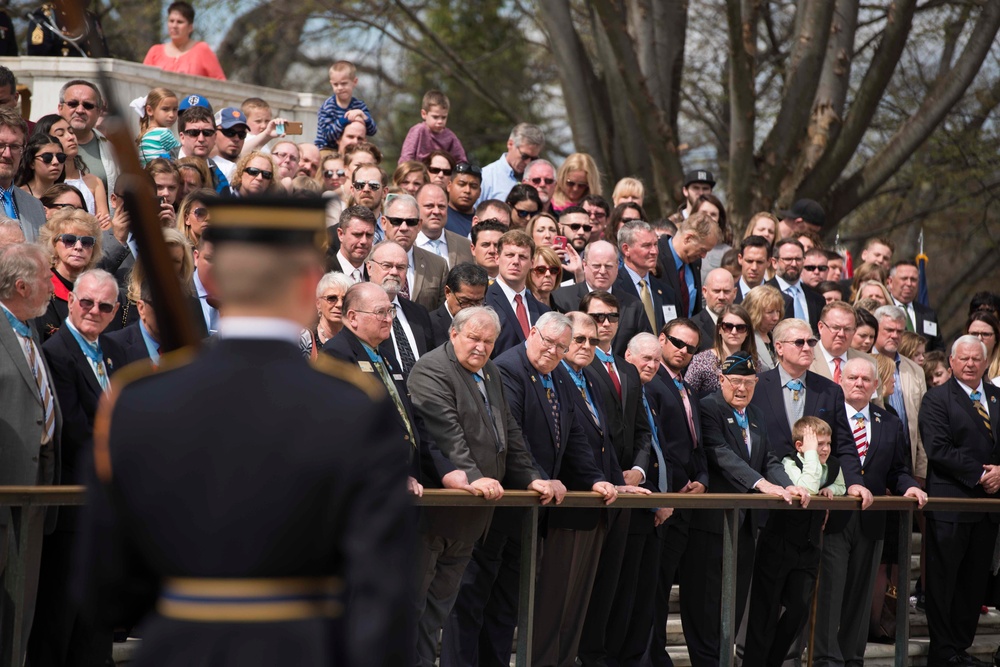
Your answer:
[572,334,601,347]
[36,152,67,164]
[64,100,97,110]
[803,265,829,272]
[78,297,115,313]
[454,163,482,178]
[220,128,248,139]
[386,216,420,227]
[324,169,346,179]
[564,223,592,233]
[49,203,79,210]
[192,207,210,220]
[353,180,382,191]
[427,166,453,176]
[532,266,560,276]
[719,321,749,334]
[320,294,341,306]
[182,128,215,138]
[528,177,555,186]
[589,312,619,324]
[666,334,698,355]
[781,337,819,348]
[56,233,96,248]
[245,167,273,180]
[514,208,537,219]
[565,179,588,189]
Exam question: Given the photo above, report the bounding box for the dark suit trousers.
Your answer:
[415,533,476,667]
[644,509,692,667]
[925,515,998,663]
[743,532,821,667]
[580,508,631,667]
[606,512,661,667]
[812,513,882,667]
[680,521,755,667]
[532,521,606,667]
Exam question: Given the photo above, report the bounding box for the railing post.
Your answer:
[515,505,539,667]
[893,505,913,667]
[720,507,740,667]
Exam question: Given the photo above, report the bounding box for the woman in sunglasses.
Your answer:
[33,114,110,225]
[421,150,455,189]
[176,188,216,246]
[684,304,759,397]
[40,184,87,220]
[527,246,563,310]
[34,207,104,341]
[18,135,66,198]
[316,152,346,193]
[550,152,602,215]
[300,271,354,359]
[504,183,542,230]
[231,152,280,197]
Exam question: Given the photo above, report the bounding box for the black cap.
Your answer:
[721,351,755,376]
[202,196,327,248]
[780,199,825,229]
[684,169,716,188]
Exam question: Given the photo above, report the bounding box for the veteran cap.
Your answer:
[721,351,755,376]
[202,196,327,248]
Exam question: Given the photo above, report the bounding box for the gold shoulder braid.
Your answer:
[310,353,385,402]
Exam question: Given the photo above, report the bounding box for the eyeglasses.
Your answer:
[220,128,248,139]
[820,321,855,334]
[455,296,485,308]
[64,100,97,110]
[320,294,341,306]
[571,334,601,347]
[77,297,115,313]
[181,128,215,138]
[780,337,819,348]
[0,143,23,154]
[532,266,560,276]
[454,163,482,178]
[589,312,619,324]
[971,330,997,339]
[36,152,67,164]
[586,263,615,273]
[368,259,408,273]
[386,216,420,227]
[355,306,397,321]
[323,169,346,179]
[666,334,698,355]
[513,145,539,162]
[192,207,210,220]
[49,203,79,210]
[586,209,608,221]
[56,233,96,248]
[719,321,749,334]
[565,179,588,189]
[803,265,829,272]
[427,166,453,176]
[537,331,569,354]
[563,223,592,233]
[353,180,382,191]
[527,177,555,186]
[273,151,299,162]
[245,167,273,180]
[723,375,758,389]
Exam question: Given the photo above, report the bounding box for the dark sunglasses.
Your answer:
[666,334,698,355]
[78,298,115,313]
[56,233,96,248]
[532,266,560,276]
[564,223,592,233]
[192,207,210,220]
[528,177,555,186]
[572,334,601,347]
[454,162,482,178]
[245,167,273,180]
[589,312,619,324]
[220,128,248,139]
[427,166,453,176]
[386,216,420,227]
[320,295,341,306]
[781,337,819,348]
[323,169,346,179]
[182,128,215,138]
[49,203,79,211]
[719,321,749,334]
[353,180,382,191]
[514,208,537,219]
[566,179,588,189]
[64,100,96,110]
[36,152,67,164]
[802,265,829,272]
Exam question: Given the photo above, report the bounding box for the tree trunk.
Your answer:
[725,0,759,230]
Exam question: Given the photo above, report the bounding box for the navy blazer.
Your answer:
[919,378,1000,523]
[382,297,436,372]
[429,303,453,348]
[103,323,149,367]
[550,281,652,356]
[656,234,704,318]
[589,354,651,473]
[485,281,550,357]
[750,367,864,487]
[765,277,824,332]
[613,270,676,334]
[648,366,709,493]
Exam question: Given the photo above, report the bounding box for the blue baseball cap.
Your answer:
[179,94,212,113]
[215,107,249,130]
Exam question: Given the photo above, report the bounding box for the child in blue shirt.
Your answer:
[315,60,376,149]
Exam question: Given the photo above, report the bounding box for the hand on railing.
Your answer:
[441,470,477,495]
[679,481,706,494]
[528,479,565,505]
[407,476,424,497]
[591,482,618,505]
[470,477,504,500]
[903,485,928,508]
[982,464,1000,494]
[615,484,651,495]
[653,507,674,526]
[786,485,811,508]
[755,479,792,502]
[847,484,874,510]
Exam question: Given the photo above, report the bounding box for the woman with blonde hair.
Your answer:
[392,161,429,197]
[848,262,888,301]
[852,280,892,308]
[742,284,785,371]
[527,246,563,309]
[743,211,777,246]
[551,152,601,214]
[176,188,216,246]
[612,177,644,207]
[232,151,280,197]
[35,208,104,340]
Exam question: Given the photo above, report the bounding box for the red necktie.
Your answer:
[833,357,842,384]
[852,414,868,460]
[678,265,689,316]
[606,361,621,400]
[514,293,530,338]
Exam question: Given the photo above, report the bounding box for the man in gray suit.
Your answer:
[407,306,563,667]
[0,243,62,665]
[0,108,45,243]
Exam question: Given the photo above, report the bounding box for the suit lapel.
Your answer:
[988,388,1000,447]
[617,357,631,408]
[865,408,884,467]
[487,286,525,344]
[762,372,793,443]
[411,252,427,302]
[65,334,103,398]
[954,380,992,440]
[0,319,42,400]
[527,356,558,445]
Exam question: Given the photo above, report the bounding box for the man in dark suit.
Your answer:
[429,263,488,347]
[578,290,654,667]
[686,352,809,667]
[407,307,562,667]
[104,279,161,366]
[0,108,45,242]
[813,357,927,666]
[365,241,435,375]
[656,211,719,319]
[919,336,1000,667]
[888,260,943,350]
[690,268,736,351]
[735,235,771,303]
[0,243,61,666]
[330,205,376,281]
[614,220,677,334]
[441,312,615,667]
[32,269,124,667]
[551,239,651,355]
[766,238,824,331]
[484,229,549,356]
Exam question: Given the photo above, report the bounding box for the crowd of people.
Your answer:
[0,13,998,667]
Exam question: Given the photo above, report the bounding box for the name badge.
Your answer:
[358,361,374,373]
[922,320,938,337]
[662,305,677,324]
[393,374,404,381]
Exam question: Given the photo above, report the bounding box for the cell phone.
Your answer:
[553,236,568,251]
[284,122,303,135]
[159,196,167,205]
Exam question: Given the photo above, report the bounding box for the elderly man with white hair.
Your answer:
[919,335,1000,667]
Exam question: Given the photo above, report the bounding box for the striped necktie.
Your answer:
[25,337,55,442]
[852,412,868,461]
[971,392,992,436]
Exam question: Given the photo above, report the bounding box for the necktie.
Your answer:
[852,413,868,461]
[350,268,362,284]
[833,357,842,384]
[1,188,17,219]
[391,315,417,375]
[642,389,669,493]
[472,373,502,445]
[370,356,416,448]
[786,284,806,320]
[887,360,908,434]
[564,362,600,427]
[971,391,993,436]
[71,329,109,392]
[673,376,698,446]
[786,379,805,422]
[904,307,915,333]
[639,278,656,331]
[539,373,561,447]
[595,348,622,401]
[399,278,410,301]
[678,265,690,316]
[514,293,530,338]
[23,335,55,443]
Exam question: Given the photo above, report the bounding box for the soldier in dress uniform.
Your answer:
[27,2,108,57]
[74,196,415,667]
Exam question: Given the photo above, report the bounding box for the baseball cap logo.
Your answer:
[698,171,707,181]
[232,110,240,117]
[188,95,200,105]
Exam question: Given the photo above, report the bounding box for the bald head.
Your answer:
[703,268,735,315]
[583,239,619,291]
